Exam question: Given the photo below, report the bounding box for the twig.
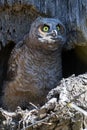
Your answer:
[29,102,39,110]
[67,103,87,116]
[21,113,54,130]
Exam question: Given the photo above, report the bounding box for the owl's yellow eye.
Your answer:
[56,24,60,31]
[42,25,50,32]
[56,24,61,31]
[56,24,65,34]
[57,26,60,31]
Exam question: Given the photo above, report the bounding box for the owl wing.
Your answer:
[7,50,18,81]
[6,41,24,81]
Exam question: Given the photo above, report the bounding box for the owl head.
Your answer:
[26,17,66,51]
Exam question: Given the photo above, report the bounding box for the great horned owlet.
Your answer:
[2,17,66,111]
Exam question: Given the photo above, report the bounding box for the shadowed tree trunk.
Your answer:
[0,0,87,130]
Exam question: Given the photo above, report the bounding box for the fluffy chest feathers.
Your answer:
[16,45,62,90]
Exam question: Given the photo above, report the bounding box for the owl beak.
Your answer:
[51,30,58,37]
[47,30,57,38]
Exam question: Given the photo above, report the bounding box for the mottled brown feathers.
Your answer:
[2,17,66,111]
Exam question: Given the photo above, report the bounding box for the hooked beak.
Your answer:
[47,30,58,37]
